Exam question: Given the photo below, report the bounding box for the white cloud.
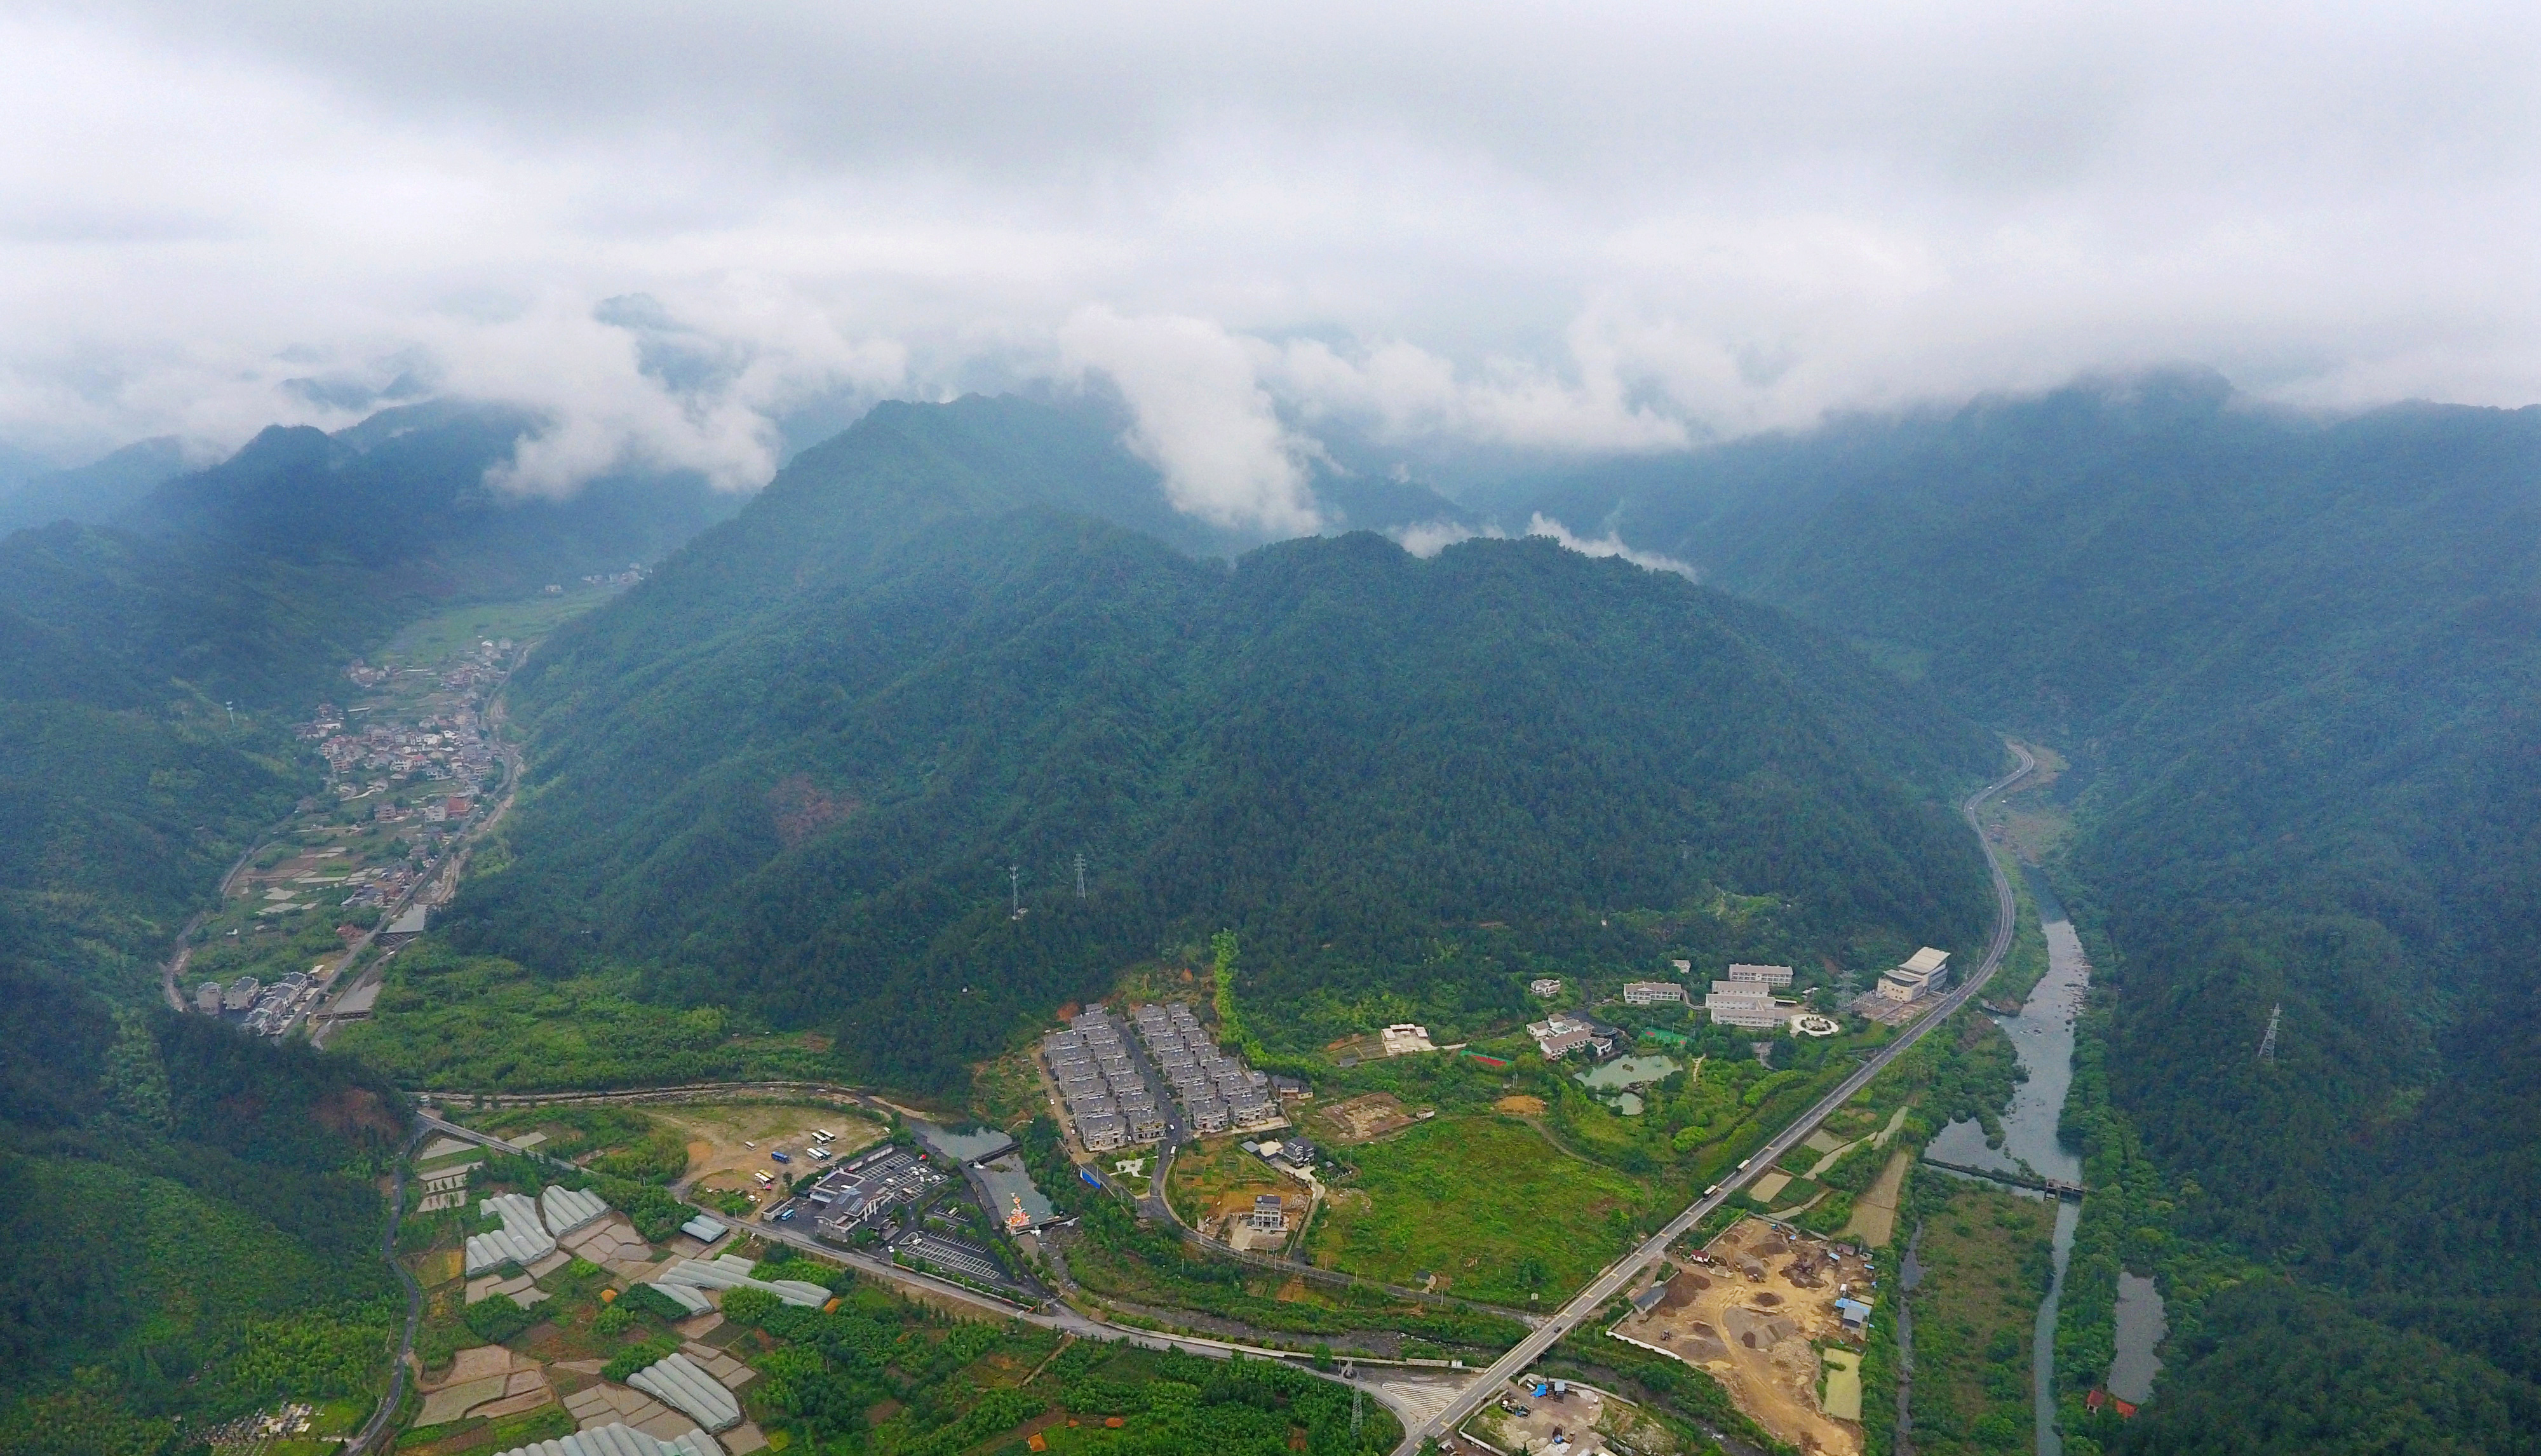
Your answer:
[1058,308,1323,535]
[0,2,2533,489]
[1390,519,1488,558]
[1523,514,1699,580]
[1387,514,1697,580]
[1265,336,1690,452]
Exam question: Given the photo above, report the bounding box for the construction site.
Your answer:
[1609,1217,1877,1456]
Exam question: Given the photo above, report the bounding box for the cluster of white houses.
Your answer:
[1525,948,1954,1056]
[464,1185,610,1276]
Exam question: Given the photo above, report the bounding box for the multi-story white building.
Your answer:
[1706,981,1785,1028]
[1725,964,1795,987]
[1622,981,1686,1005]
[1878,947,1951,1002]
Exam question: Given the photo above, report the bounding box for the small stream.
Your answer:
[1919,871,2160,1453]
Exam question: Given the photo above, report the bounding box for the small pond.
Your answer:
[1574,1054,1680,1091]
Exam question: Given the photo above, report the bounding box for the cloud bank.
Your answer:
[3,2,2535,527]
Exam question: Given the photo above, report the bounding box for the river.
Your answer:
[1919,872,2160,1453]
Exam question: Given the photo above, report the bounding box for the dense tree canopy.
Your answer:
[446,395,2001,1093]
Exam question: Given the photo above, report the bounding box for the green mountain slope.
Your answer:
[0,401,738,1000]
[1507,375,2541,1416]
[0,436,191,536]
[0,958,408,1451]
[442,394,2001,1094]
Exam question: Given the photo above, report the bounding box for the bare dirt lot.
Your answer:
[1313,1092,1417,1144]
[656,1102,885,1204]
[1493,1095,1548,1116]
[1616,1218,1875,1456]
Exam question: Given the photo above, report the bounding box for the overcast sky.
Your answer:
[4,1,2535,525]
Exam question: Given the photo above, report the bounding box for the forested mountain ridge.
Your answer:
[1504,374,2541,1432]
[444,394,2002,1093]
[3,399,738,711]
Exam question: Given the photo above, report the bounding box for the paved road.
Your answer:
[1392,743,2037,1454]
[346,1126,431,1456]
[159,839,273,1010]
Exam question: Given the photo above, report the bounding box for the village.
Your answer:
[172,630,523,1041]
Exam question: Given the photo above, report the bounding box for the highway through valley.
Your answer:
[1391,743,2037,1453]
[389,741,2033,1452]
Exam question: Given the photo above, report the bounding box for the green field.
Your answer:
[333,943,832,1092]
[1305,1115,1653,1305]
[379,588,616,664]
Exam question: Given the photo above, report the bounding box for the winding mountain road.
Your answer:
[346,1126,431,1456]
[1391,743,2037,1453]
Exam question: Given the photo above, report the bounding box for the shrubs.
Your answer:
[461,1294,536,1344]
[590,1126,691,1184]
[591,1178,694,1242]
[616,1283,694,1325]
[219,1299,400,1403]
[601,1337,680,1383]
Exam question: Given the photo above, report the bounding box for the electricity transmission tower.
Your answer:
[1075,853,1087,900]
[2258,1002,2282,1064]
[1008,865,1021,919]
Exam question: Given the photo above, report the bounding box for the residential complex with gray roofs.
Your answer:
[1041,1001,1286,1153]
[1131,1001,1283,1136]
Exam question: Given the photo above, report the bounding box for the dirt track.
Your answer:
[1841,1148,1913,1248]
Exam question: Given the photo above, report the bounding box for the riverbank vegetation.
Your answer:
[1898,1180,2056,1455]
